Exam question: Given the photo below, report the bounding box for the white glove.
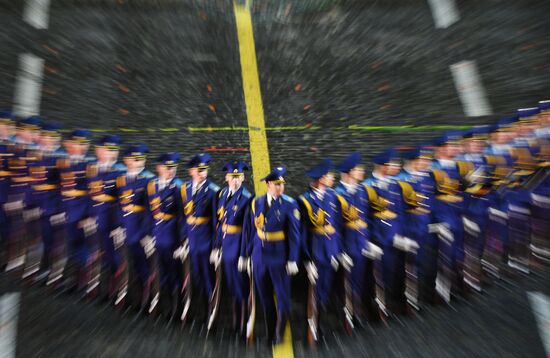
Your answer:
[286,261,299,276]
[140,235,156,258]
[339,253,353,272]
[237,256,249,272]
[4,200,24,213]
[462,216,480,236]
[393,234,419,253]
[362,242,383,260]
[23,207,41,222]
[80,217,97,237]
[330,256,339,271]
[428,223,454,245]
[110,227,126,250]
[305,261,318,284]
[173,241,189,260]
[50,212,66,226]
[210,248,222,268]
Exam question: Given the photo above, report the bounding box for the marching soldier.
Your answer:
[86,135,126,299]
[26,122,65,282]
[115,143,155,311]
[147,152,183,320]
[298,158,343,343]
[213,160,253,333]
[178,153,220,322]
[240,166,301,344]
[0,111,16,269]
[335,152,382,328]
[57,129,94,291]
[363,148,419,315]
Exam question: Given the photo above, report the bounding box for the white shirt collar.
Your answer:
[437,158,456,169]
[340,180,357,194]
[312,186,325,201]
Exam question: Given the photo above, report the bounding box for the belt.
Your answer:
[154,212,175,221]
[257,229,285,241]
[186,216,210,225]
[92,194,116,203]
[344,220,368,230]
[63,189,88,197]
[122,204,145,213]
[311,224,336,235]
[32,184,59,191]
[222,223,242,234]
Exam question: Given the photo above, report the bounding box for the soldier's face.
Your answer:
[124,157,145,171]
[96,147,117,163]
[226,174,244,191]
[417,158,432,172]
[0,123,14,138]
[64,140,89,156]
[349,166,365,182]
[17,129,34,142]
[189,168,208,182]
[39,134,60,149]
[157,164,176,180]
[386,163,400,177]
[267,181,284,197]
[319,173,335,188]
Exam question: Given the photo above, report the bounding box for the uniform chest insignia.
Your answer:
[293,208,300,220]
[233,205,238,212]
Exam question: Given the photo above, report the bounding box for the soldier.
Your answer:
[363,148,419,315]
[298,158,344,343]
[86,135,126,299]
[240,166,301,344]
[4,116,42,272]
[213,160,253,334]
[397,146,439,305]
[178,153,219,321]
[115,143,155,311]
[26,121,65,282]
[147,152,183,320]
[57,129,94,291]
[0,111,16,269]
[335,152,382,328]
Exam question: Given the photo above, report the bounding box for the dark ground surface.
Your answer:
[0,265,549,357]
[1,0,550,356]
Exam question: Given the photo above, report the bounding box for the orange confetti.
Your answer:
[304,122,313,129]
[43,88,57,96]
[284,4,292,17]
[208,104,216,113]
[116,65,127,73]
[45,66,58,74]
[381,104,392,110]
[377,84,390,92]
[118,108,129,115]
[294,84,302,92]
[371,61,383,69]
[207,84,213,93]
[42,45,59,56]
[118,84,130,93]
[303,104,311,111]
[199,11,207,21]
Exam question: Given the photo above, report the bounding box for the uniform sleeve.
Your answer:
[241,199,255,258]
[213,189,223,249]
[331,193,344,256]
[179,183,188,243]
[286,200,302,263]
[298,197,312,262]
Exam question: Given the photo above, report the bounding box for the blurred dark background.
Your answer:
[1,0,549,195]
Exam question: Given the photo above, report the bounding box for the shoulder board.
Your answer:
[208,182,220,192]
[397,180,419,207]
[282,194,296,204]
[336,193,349,211]
[172,178,183,187]
[251,197,257,215]
[86,163,98,178]
[456,160,474,178]
[147,180,157,196]
[180,183,188,203]
[241,187,252,199]
[116,175,126,188]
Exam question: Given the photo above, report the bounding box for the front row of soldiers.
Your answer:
[1,100,549,346]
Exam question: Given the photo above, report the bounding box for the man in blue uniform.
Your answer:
[299,158,344,341]
[397,146,440,305]
[115,143,155,311]
[363,148,419,315]
[0,111,16,269]
[240,166,301,344]
[86,135,126,299]
[147,152,183,320]
[25,121,65,281]
[335,152,382,327]
[213,160,253,333]
[57,129,94,291]
[178,153,219,320]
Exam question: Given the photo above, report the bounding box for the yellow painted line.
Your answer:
[234,2,271,196]
[234,2,294,357]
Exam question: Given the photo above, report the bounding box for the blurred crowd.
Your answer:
[0,100,548,345]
